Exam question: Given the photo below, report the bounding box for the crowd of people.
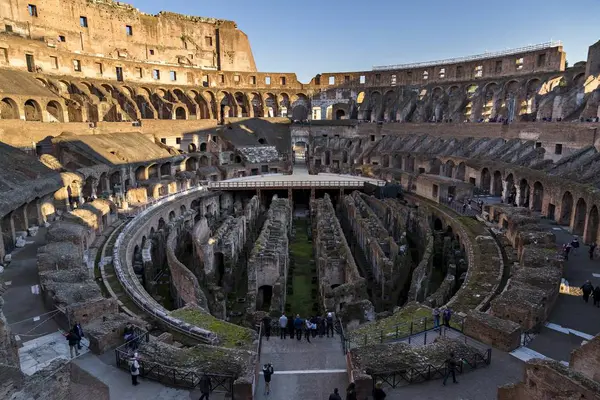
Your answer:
[261,311,337,342]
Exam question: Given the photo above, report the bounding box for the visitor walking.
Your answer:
[589,243,597,260]
[65,328,80,358]
[294,315,303,340]
[593,285,600,308]
[326,312,335,337]
[198,374,211,400]
[345,382,357,400]
[262,315,272,340]
[279,313,288,339]
[130,353,140,386]
[443,308,452,328]
[433,308,441,329]
[563,243,572,261]
[328,388,342,400]
[373,381,387,400]
[442,352,459,385]
[581,280,594,303]
[571,237,580,255]
[262,363,274,395]
[73,322,84,350]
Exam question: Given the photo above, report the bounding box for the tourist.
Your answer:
[65,328,80,358]
[279,313,288,339]
[304,318,312,343]
[433,308,441,329]
[443,308,452,328]
[294,315,303,340]
[328,388,342,400]
[287,314,295,340]
[581,280,593,303]
[563,243,572,261]
[442,352,459,385]
[130,353,140,386]
[462,203,467,213]
[199,374,211,400]
[310,316,318,338]
[571,236,580,255]
[73,322,84,350]
[593,285,600,308]
[262,363,274,395]
[345,382,357,400]
[326,311,335,337]
[373,381,387,400]
[589,243,597,260]
[262,315,272,340]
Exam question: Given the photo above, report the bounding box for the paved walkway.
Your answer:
[255,334,348,399]
[2,227,61,343]
[512,222,600,364]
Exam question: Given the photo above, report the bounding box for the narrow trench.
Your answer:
[286,216,321,319]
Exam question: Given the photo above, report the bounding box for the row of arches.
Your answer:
[0,97,66,122]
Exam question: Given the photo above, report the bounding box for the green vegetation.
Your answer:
[170,308,255,350]
[286,219,317,318]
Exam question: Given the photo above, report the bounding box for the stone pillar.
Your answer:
[287,189,293,205]
[501,181,508,203]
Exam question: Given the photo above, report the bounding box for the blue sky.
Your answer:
[129,0,599,83]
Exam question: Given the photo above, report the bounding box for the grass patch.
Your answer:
[286,219,317,318]
[170,308,255,350]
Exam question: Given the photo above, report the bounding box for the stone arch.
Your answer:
[109,171,121,192]
[147,164,159,179]
[174,106,187,120]
[168,210,176,222]
[586,205,599,244]
[46,100,64,122]
[190,90,210,119]
[369,91,383,121]
[188,143,197,152]
[455,162,466,181]
[335,109,346,120]
[492,170,502,196]
[219,91,236,118]
[505,173,516,204]
[257,285,273,311]
[180,204,187,215]
[199,155,209,166]
[560,191,574,225]
[573,72,586,86]
[264,93,278,118]
[82,176,96,200]
[532,181,544,212]
[525,78,543,116]
[382,154,390,168]
[26,199,40,226]
[481,168,491,192]
[574,198,587,235]
[444,160,455,178]
[433,217,443,231]
[278,93,290,117]
[405,155,415,173]
[185,157,198,171]
[199,142,207,152]
[135,165,146,181]
[518,178,530,207]
[234,92,250,117]
[0,97,19,119]
[24,99,42,121]
[158,217,166,231]
[342,150,348,164]
[291,93,309,120]
[430,158,442,175]
[160,162,172,177]
[250,93,263,117]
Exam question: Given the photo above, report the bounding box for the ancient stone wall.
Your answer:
[311,194,369,315]
[246,196,291,316]
[463,310,522,351]
[570,334,600,382]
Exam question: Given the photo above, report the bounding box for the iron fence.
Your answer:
[208,179,385,189]
[370,347,492,388]
[114,330,235,396]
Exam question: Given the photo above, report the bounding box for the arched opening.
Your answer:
[199,142,207,152]
[586,205,599,243]
[24,99,42,121]
[574,198,587,235]
[433,218,443,231]
[405,156,415,173]
[382,154,390,168]
[444,160,455,178]
[0,97,19,119]
[532,181,544,212]
[214,252,225,287]
[160,162,172,177]
[199,155,209,167]
[46,101,64,122]
[26,200,40,226]
[505,174,516,204]
[82,176,96,201]
[185,157,198,171]
[109,171,120,193]
[168,210,176,222]
[147,164,159,179]
[492,171,503,196]
[135,166,146,181]
[293,141,307,162]
[180,205,187,215]
[481,168,491,193]
[188,143,197,152]
[335,109,346,120]
[518,179,530,207]
[455,162,466,181]
[235,92,249,117]
[393,155,402,169]
[560,191,573,225]
[430,159,442,175]
[257,285,273,311]
[175,107,187,120]
[158,217,166,231]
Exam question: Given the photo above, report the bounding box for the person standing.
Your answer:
[294,315,303,340]
[589,243,597,260]
[593,285,600,308]
[74,322,84,350]
[66,328,80,358]
[279,313,288,339]
[581,280,594,303]
[373,381,387,400]
[287,314,295,340]
[304,318,311,343]
[443,308,452,328]
[571,237,580,255]
[345,382,357,400]
[130,353,140,386]
[198,374,211,400]
[328,388,342,400]
[326,312,334,338]
[442,352,459,385]
[564,243,572,261]
[433,308,441,329]
[262,363,274,395]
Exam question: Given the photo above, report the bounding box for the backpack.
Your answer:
[130,362,137,373]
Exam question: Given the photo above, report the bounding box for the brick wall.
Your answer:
[570,334,600,382]
[463,310,522,352]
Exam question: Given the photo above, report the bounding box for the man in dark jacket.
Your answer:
[198,374,211,400]
[443,352,459,385]
[66,328,80,358]
[582,280,594,303]
[262,316,272,340]
[328,388,342,400]
[593,285,600,307]
[287,315,295,340]
[74,322,84,350]
[262,363,274,395]
[294,315,303,340]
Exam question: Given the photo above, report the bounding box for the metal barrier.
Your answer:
[370,347,492,388]
[208,179,385,189]
[114,330,235,396]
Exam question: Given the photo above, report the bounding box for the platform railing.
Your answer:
[208,179,386,189]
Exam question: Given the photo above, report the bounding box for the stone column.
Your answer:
[501,180,509,203]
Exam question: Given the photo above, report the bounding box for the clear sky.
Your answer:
[128,0,599,83]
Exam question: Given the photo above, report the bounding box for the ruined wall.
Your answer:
[246,196,291,316]
[311,194,369,315]
[464,310,522,352]
[570,334,600,383]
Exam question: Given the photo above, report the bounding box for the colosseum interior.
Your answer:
[0,1,599,399]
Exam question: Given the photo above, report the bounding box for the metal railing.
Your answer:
[370,348,492,388]
[208,179,386,189]
[373,41,562,71]
[115,330,235,395]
